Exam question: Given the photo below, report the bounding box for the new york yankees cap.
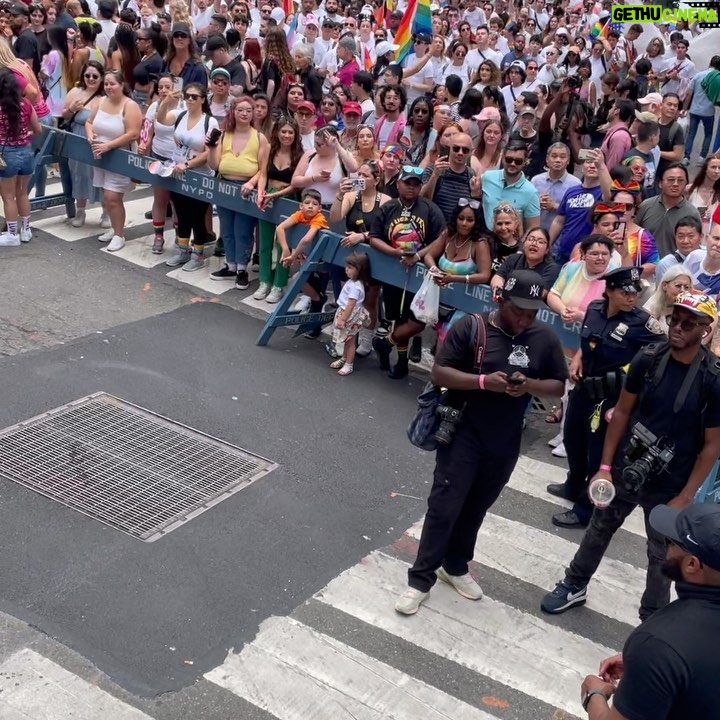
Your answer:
[502,270,546,310]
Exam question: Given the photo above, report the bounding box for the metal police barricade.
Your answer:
[40,127,583,351]
[29,128,75,215]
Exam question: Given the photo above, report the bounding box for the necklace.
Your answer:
[452,234,469,250]
[489,310,519,339]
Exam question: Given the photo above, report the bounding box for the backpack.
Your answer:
[407,314,486,451]
[174,111,211,135]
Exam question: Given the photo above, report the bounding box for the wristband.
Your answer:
[478,374,486,390]
[599,464,612,472]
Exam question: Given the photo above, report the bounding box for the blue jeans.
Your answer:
[216,205,257,268]
[685,113,714,159]
[0,144,34,178]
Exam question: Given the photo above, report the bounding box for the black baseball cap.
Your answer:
[603,266,642,293]
[171,21,192,35]
[205,35,229,53]
[650,503,720,571]
[502,270,546,309]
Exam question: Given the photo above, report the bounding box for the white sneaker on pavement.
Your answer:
[0,232,20,247]
[394,587,430,615]
[253,282,271,300]
[293,295,312,313]
[19,228,32,243]
[107,235,125,252]
[548,431,563,448]
[552,442,567,458]
[98,229,114,242]
[437,567,483,600]
[100,212,111,228]
[266,286,285,304]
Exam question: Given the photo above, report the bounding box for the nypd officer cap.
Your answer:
[603,266,642,293]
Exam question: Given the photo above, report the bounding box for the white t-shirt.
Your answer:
[466,47,503,75]
[501,82,528,123]
[146,101,177,160]
[95,18,117,54]
[462,7,485,30]
[171,111,219,174]
[192,6,215,33]
[404,53,435,104]
[301,131,315,152]
[338,278,365,310]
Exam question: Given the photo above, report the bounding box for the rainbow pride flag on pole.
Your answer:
[393,0,432,63]
[286,7,299,46]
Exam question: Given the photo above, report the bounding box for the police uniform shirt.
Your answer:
[437,313,567,455]
[580,300,664,377]
[620,346,720,491]
[613,582,720,720]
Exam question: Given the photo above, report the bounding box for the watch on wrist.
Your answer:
[582,689,609,711]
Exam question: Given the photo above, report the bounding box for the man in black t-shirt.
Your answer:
[369,166,446,380]
[395,270,567,615]
[580,503,720,719]
[10,4,40,78]
[542,292,720,621]
[205,35,246,93]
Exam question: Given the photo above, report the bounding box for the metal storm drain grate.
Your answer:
[0,393,277,541]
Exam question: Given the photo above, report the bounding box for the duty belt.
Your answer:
[579,371,624,401]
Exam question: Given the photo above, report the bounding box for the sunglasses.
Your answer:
[401,165,423,176]
[84,72,100,79]
[454,51,466,57]
[504,156,525,166]
[452,145,471,154]
[494,203,516,214]
[184,92,202,100]
[212,77,229,83]
[261,8,270,12]
[458,198,480,209]
[343,21,355,26]
[669,316,711,332]
[375,34,386,39]
[173,31,189,39]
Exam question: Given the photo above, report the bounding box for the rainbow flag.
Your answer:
[374,2,386,28]
[282,0,293,19]
[393,0,431,63]
[590,16,623,38]
[363,44,373,71]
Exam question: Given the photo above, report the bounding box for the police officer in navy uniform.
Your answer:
[546,266,665,529]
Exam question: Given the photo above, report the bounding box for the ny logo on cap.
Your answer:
[529,284,540,298]
[506,277,516,291]
[630,268,640,281]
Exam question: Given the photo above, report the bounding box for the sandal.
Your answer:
[545,405,563,424]
[338,363,354,376]
[330,358,345,369]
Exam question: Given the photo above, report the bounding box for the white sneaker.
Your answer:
[70,209,86,227]
[548,431,563,448]
[697,155,707,165]
[98,229,114,242]
[107,235,125,252]
[100,212,111,228]
[437,567,483,600]
[356,329,373,357]
[394,587,430,615]
[552,442,567,458]
[293,295,312,313]
[0,232,20,247]
[19,228,32,243]
[266,286,284,304]
[253,282,271,300]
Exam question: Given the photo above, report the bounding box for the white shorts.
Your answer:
[93,167,133,194]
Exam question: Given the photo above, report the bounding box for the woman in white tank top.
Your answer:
[86,70,142,252]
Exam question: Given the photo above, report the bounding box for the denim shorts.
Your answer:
[0,144,34,178]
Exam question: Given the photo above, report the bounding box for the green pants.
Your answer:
[258,218,290,289]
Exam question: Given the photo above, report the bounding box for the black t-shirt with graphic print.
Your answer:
[437,313,567,457]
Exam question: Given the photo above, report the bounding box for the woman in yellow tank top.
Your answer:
[207,95,269,289]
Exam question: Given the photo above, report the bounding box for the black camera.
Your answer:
[434,404,463,445]
[566,74,582,90]
[622,423,674,493]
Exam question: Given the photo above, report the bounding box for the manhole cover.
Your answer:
[0,393,277,541]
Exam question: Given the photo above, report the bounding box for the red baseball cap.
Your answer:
[295,101,316,114]
[342,101,362,116]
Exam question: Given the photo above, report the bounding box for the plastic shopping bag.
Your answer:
[410,273,440,325]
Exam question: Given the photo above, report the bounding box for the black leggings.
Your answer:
[171,192,209,245]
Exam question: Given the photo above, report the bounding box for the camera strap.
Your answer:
[470,313,487,373]
[650,348,704,415]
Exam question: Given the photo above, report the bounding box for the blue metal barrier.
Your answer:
[39,128,582,351]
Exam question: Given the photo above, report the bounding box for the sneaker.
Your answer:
[0,232,20,247]
[165,247,190,267]
[697,155,707,165]
[251,252,260,271]
[266,286,284,304]
[293,295,312,313]
[100,212,111,229]
[308,293,327,314]
[211,265,237,281]
[437,567,483,600]
[107,235,125,252]
[548,431,563,448]
[552,442,567,458]
[409,336,422,363]
[182,254,205,272]
[540,581,587,614]
[395,587,430,615]
[151,238,164,254]
[681,157,690,167]
[235,269,250,289]
[356,330,373,358]
[253,282,271,299]
[19,228,32,244]
[70,209,86,228]
[98,229,114,243]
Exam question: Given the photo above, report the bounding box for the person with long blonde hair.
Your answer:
[260,27,296,104]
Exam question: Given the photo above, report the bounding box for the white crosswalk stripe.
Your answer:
[201,453,651,720]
